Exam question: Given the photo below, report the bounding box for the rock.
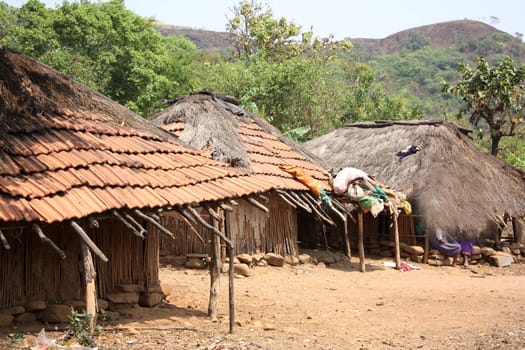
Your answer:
[256,259,268,267]
[264,253,284,267]
[139,292,163,307]
[0,313,13,327]
[472,245,481,255]
[404,245,424,255]
[490,252,513,267]
[236,253,252,264]
[160,282,172,297]
[251,253,264,262]
[107,292,140,304]
[284,255,300,266]
[185,258,205,269]
[298,254,311,264]
[119,284,144,293]
[25,301,46,312]
[38,304,71,323]
[409,255,423,263]
[0,306,25,315]
[69,300,86,311]
[101,310,120,321]
[14,312,37,323]
[481,247,496,257]
[234,263,251,277]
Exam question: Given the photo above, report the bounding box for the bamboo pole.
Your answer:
[358,210,365,272]
[393,211,401,269]
[80,240,98,330]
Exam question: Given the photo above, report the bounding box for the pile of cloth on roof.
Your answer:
[332,167,409,217]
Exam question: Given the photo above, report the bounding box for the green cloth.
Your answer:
[357,195,377,208]
[371,185,388,202]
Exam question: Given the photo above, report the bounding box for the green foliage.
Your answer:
[443,56,525,156]
[1,0,197,117]
[226,0,351,64]
[66,309,101,347]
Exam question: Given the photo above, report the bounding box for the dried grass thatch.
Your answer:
[151,90,331,170]
[304,120,525,240]
[0,45,175,143]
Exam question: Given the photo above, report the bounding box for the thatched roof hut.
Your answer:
[151,91,337,257]
[0,47,274,326]
[304,119,525,242]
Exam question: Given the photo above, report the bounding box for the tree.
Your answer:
[442,56,525,156]
[226,0,350,64]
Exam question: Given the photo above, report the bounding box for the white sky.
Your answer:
[5,0,524,40]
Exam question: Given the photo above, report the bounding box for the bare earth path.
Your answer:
[2,257,525,349]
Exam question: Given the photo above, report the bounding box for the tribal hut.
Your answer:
[150,90,342,261]
[0,47,276,329]
[304,119,525,254]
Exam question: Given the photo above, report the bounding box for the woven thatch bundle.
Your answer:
[304,120,525,241]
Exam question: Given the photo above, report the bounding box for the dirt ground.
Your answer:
[2,256,525,350]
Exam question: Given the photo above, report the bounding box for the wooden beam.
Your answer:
[357,210,365,272]
[246,197,269,213]
[277,190,311,213]
[277,192,297,208]
[220,203,234,212]
[88,218,99,229]
[300,193,335,226]
[124,214,148,237]
[257,194,269,203]
[288,191,313,213]
[184,206,233,248]
[112,211,145,239]
[229,199,239,206]
[208,211,221,321]
[228,221,235,334]
[172,210,206,245]
[71,221,109,263]
[0,229,11,250]
[205,205,222,223]
[32,223,66,259]
[392,210,401,269]
[134,209,175,239]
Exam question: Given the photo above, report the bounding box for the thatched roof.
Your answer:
[0,47,276,224]
[150,90,332,191]
[304,119,525,240]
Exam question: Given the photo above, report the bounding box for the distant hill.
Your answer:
[157,19,525,117]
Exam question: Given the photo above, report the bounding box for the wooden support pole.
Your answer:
[80,241,98,330]
[228,222,235,334]
[134,209,175,239]
[343,213,351,261]
[113,211,144,239]
[424,232,430,264]
[0,229,11,250]
[246,197,269,213]
[208,213,221,321]
[257,194,269,203]
[288,192,312,213]
[70,221,108,263]
[205,206,222,222]
[184,206,233,247]
[32,223,66,259]
[393,211,401,269]
[88,218,99,229]
[357,210,365,272]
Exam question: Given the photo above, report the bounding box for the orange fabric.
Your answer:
[279,165,321,197]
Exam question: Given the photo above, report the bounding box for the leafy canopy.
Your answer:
[442,56,525,156]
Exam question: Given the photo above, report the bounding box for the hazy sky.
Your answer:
[5,0,524,40]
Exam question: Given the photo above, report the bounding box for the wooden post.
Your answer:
[393,211,401,269]
[343,214,351,261]
[228,222,235,334]
[80,241,97,330]
[357,210,365,272]
[423,232,429,264]
[208,214,221,321]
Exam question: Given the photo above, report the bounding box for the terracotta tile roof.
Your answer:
[0,50,276,225]
[151,92,332,192]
